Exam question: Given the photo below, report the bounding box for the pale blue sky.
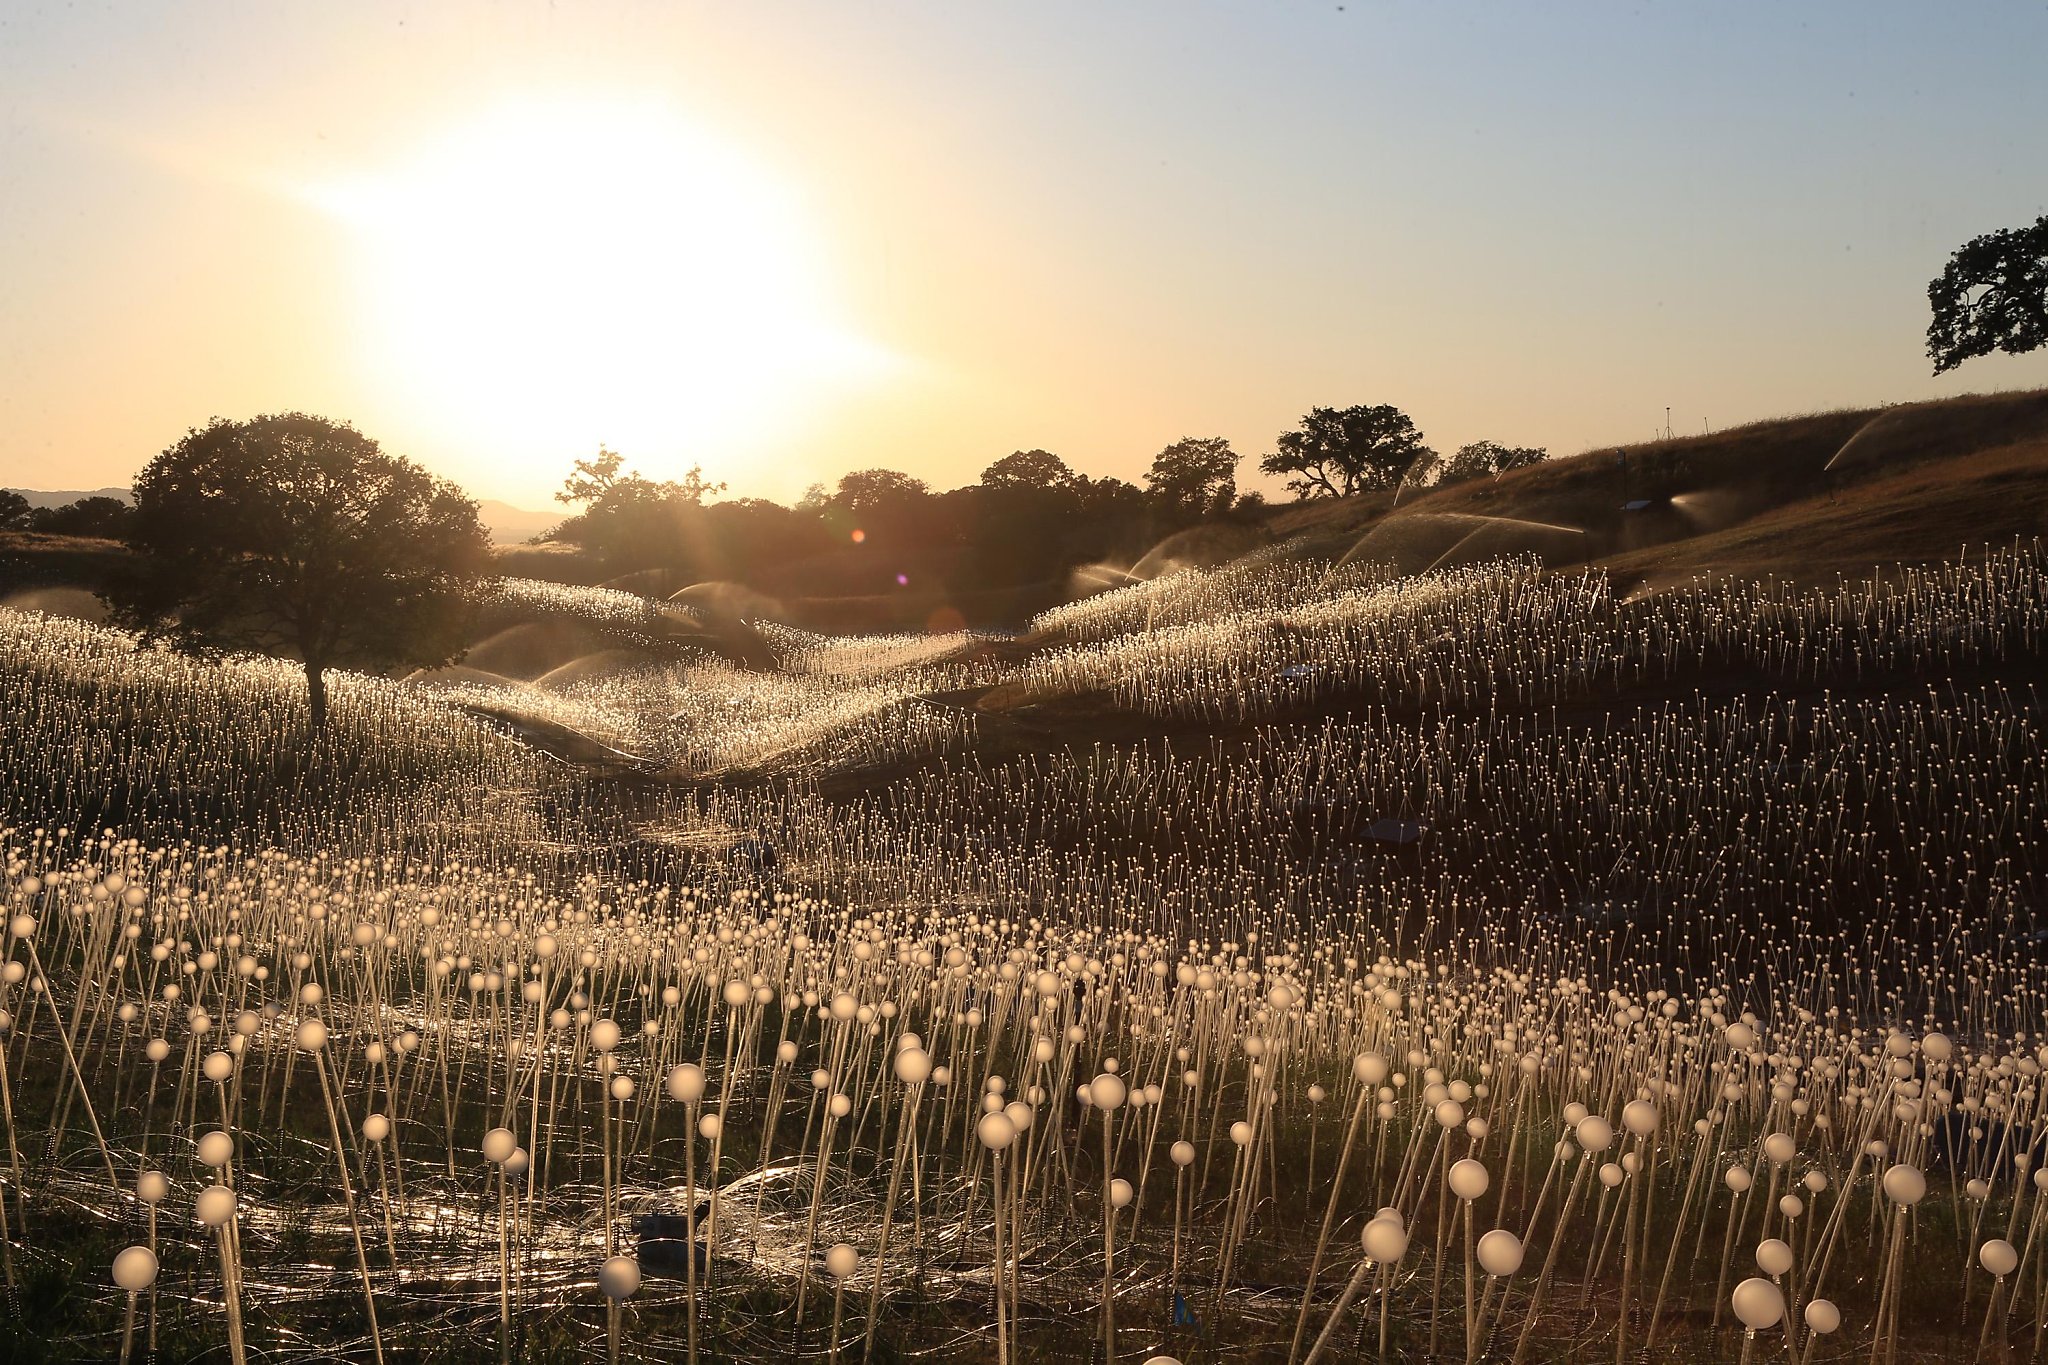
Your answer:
[3,2,2045,505]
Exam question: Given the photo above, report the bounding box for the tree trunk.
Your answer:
[305,658,328,737]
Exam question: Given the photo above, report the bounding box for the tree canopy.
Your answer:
[980,448,1078,491]
[1144,437,1238,514]
[833,468,931,514]
[105,413,491,734]
[557,446,726,509]
[1260,405,1435,498]
[1928,214,2048,374]
[550,447,727,572]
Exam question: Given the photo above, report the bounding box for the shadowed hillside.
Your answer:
[1269,388,2048,586]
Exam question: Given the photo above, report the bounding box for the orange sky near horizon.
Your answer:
[3,2,2045,511]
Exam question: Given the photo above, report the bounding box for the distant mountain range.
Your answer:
[5,487,559,545]
[6,487,129,508]
[476,501,562,544]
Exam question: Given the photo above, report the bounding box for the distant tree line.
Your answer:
[541,436,1261,596]
[543,409,1547,592]
[0,491,135,538]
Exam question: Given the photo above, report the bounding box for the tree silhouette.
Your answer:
[552,447,727,573]
[1261,405,1434,498]
[1928,214,2048,373]
[833,468,930,515]
[980,449,1077,490]
[1437,441,1547,486]
[29,495,135,537]
[106,413,490,735]
[556,446,725,507]
[1145,437,1238,514]
[0,490,33,531]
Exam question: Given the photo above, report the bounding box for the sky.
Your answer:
[3,2,2046,510]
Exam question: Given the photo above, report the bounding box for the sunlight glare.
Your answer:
[312,97,894,493]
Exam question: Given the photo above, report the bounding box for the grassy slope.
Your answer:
[1262,387,2048,586]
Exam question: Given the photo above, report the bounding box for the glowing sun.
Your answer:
[312,96,892,493]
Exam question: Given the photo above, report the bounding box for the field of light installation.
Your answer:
[0,524,2043,1363]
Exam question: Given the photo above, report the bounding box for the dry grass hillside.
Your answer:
[1261,387,2048,586]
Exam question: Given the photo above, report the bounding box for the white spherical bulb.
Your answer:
[1622,1099,1658,1136]
[1881,1164,1927,1207]
[1110,1178,1134,1209]
[825,1243,859,1280]
[1725,1165,1753,1193]
[203,1051,233,1083]
[195,1184,237,1228]
[1434,1099,1465,1129]
[667,1063,705,1103]
[977,1112,1017,1151]
[1476,1229,1524,1276]
[598,1254,641,1299]
[1981,1239,2020,1277]
[1803,1298,1841,1335]
[482,1126,518,1164]
[296,1018,328,1052]
[135,1170,169,1205]
[1229,1120,1253,1146]
[698,1113,721,1141]
[1731,1277,1785,1330]
[1362,1216,1409,1263]
[362,1113,391,1143]
[1448,1158,1490,1201]
[1091,1073,1127,1110]
[1755,1238,1794,1277]
[112,1244,159,1291]
[894,1048,932,1084]
[610,1075,634,1101]
[195,1130,234,1168]
[1575,1115,1614,1153]
[590,1018,621,1053]
[505,1147,530,1177]
[1170,1140,1196,1167]
[1354,1052,1389,1085]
